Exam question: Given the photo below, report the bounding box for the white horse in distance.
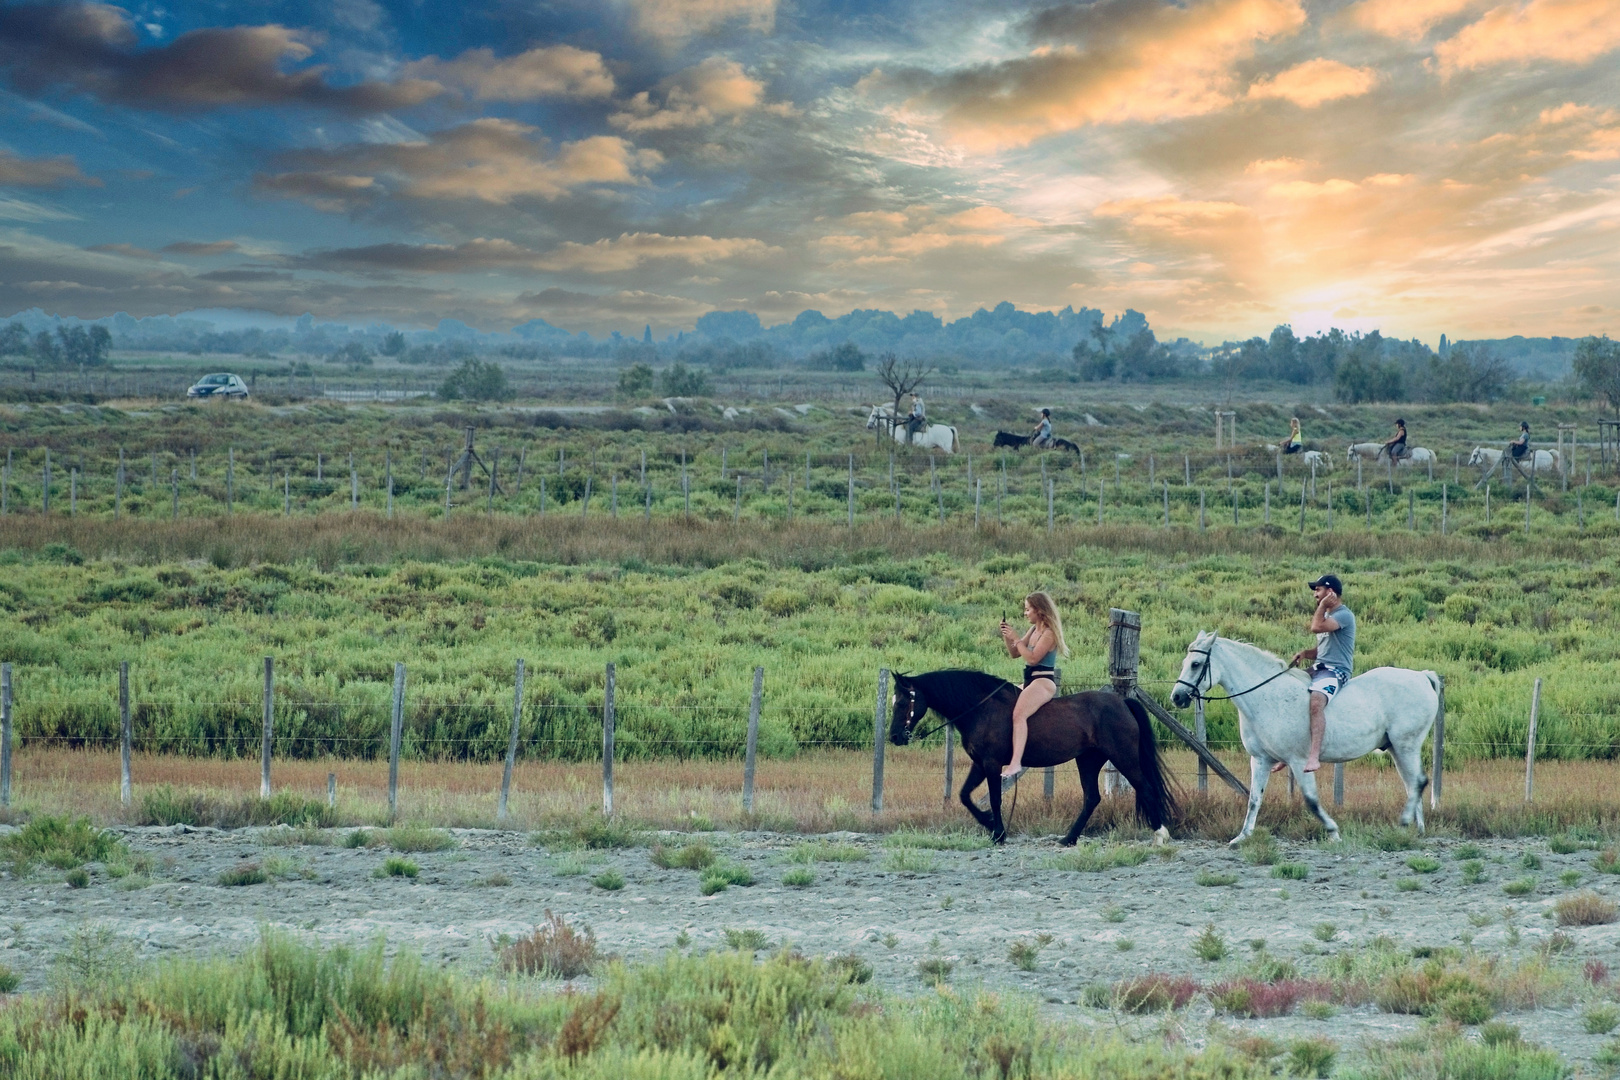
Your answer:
[1170,632,1441,843]
[865,405,958,454]
[1347,443,1434,468]
[1262,447,1333,471]
[1468,446,1560,486]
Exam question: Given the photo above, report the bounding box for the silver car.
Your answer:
[186,373,249,399]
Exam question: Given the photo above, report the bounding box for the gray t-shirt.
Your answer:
[1315,603,1356,674]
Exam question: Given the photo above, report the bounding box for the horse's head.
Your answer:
[1467,447,1489,467]
[1170,631,1218,709]
[865,406,886,430]
[1345,445,1358,463]
[888,672,926,746]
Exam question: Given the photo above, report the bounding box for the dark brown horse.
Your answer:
[889,669,1176,845]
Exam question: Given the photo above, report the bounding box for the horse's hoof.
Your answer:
[1228,834,1248,847]
[1153,826,1171,846]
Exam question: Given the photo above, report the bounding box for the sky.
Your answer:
[0,0,1616,342]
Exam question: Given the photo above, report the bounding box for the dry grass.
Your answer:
[10,746,1620,839]
[499,911,598,978]
[1555,890,1619,927]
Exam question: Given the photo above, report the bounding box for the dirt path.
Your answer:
[5,826,1618,1068]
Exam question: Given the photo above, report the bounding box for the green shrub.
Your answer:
[1313,923,1337,942]
[1008,940,1041,971]
[0,964,18,993]
[916,957,952,984]
[786,841,867,863]
[1453,842,1484,859]
[65,868,89,889]
[500,911,597,977]
[699,863,754,894]
[591,869,625,891]
[883,829,989,851]
[218,862,267,886]
[1196,869,1237,887]
[1239,828,1278,866]
[1584,1004,1620,1034]
[341,829,379,848]
[1407,855,1440,873]
[828,953,872,984]
[1502,876,1537,896]
[376,857,418,879]
[1463,860,1487,884]
[1287,1037,1337,1079]
[884,849,938,873]
[2,815,120,870]
[723,928,770,951]
[782,867,814,887]
[1272,862,1308,880]
[1046,843,1153,872]
[1193,924,1228,962]
[651,842,716,870]
[1440,989,1494,1025]
[385,825,454,853]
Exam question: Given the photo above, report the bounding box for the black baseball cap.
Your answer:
[1307,574,1343,594]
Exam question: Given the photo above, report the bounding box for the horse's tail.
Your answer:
[1124,695,1179,827]
[1422,670,1443,730]
[950,427,959,454]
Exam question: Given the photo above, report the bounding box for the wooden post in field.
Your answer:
[498,659,524,822]
[871,668,889,813]
[1184,454,1190,485]
[743,666,763,812]
[1524,677,1541,802]
[388,661,405,820]
[119,661,131,807]
[1264,481,1271,524]
[1105,610,1141,797]
[1194,697,1207,793]
[327,773,336,809]
[1198,488,1205,530]
[1333,762,1343,808]
[0,662,10,806]
[1430,675,1444,809]
[261,657,273,799]
[602,663,616,815]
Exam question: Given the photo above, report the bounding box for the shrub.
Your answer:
[1364,827,1418,852]
[591,869,625,891]
[723,928,770,951]
[385,826,454,853]
[219,862,267,886]
[1479,1021,1522,1047]
[1585,1004,1620,1034]
[1210,978,1333,1018]
[786,842,866,863]
[1397,877,1424,892]
[1301,1000,1336,1020]
[342,829,381,848]
[539,818,644,850]
[376,857,418,879]
[1193,924,1228,962]
[140,787,334,829]
[1196,869,1237,887]
[782,867,814,887]
[699,863,754,895]
[1549,835,1590,855]
[1462,860,1487,884]
[1046,842,1152,872]
[2,815,120,870]
[1441,989,1493,1024]
[1502,876,1537,896]
[1595,848,1620,874]
[1239,828,1278,866]
[883,829,989,851]
[1114,974,1199,1012]
[1287,1037,1337,1079]
[0,964,17,993]
[501,911,597,978]
[65,868,89,888]
[481,873,511,887]
[1520,852,1543,870]
[1453,843,1484,860]
[829,953,872,984]
[1407,855,1440,873]
[1554,889,1617,926]
[884,849,937,873]
[1008,940,1041,971]
[1272,861,1308,880]
[916,957,952,984]
[438,358,511,402]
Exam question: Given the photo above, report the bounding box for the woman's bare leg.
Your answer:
[1003,680,1056,777]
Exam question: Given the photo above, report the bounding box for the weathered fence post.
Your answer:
[1194,697,1207,793]
[1264,481,1271,524]
[1198,488,1205,530]
[743,666,763,812]
[1430,674,1444,809]
[261,657,274,799]
[1333,762,1344,808]
[120,661,131,807]
[0,662,10,806]
[328,773,336,809]
[872,668,889,813]
[1105,610,1141,797]
[1524,677,1541,802]
[498,659,524,822]
[388,661,405,820]
[602,663,616,815]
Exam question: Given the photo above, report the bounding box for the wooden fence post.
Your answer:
[388,662,405,820]
[602,663,616,815]
[261,657,273,799]
[1333,762,1344,808]
[743,666,763,812]
[0,662,10,806]
[1106,610,1141,797]
[498,659,524,822]
[1198,488,1205,530]
[328,773,336,809]
[1430,675,1444,809]
[1524,677,1541,802]
[872,668,889,813]
[120,661,131,807]
[1194,697,1207,793]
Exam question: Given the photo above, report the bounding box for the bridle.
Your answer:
[1175,634,1298,703]
[898,680,1011,743]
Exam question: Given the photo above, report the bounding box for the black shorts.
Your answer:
[1511,443,1528,459]
[1023,666,1055,688]
[1283,442,1302,454]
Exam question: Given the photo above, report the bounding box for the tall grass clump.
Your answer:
[1,815,121,870]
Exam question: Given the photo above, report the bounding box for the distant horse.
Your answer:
[1051,437,1082,454]
[1347,443,1434,468]
[1170,632,1441,843]
[866,405,958,453]
[889,669,1175,845]
[993,431,1031,449]
[1468,446,1560,488]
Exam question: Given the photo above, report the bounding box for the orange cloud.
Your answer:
[610,58,765,132]
[1246,58,1378,106]
[536,232,775,272]
[402,45,614,101]
[625,0,775,44]
[814,203,1035,263]
[1245,156,1308,173]
[915,0,1307,149]
[1435,0,1620,71]
[1346,0,1483,39]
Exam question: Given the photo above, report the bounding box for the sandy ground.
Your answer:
[5,826,1620,1066]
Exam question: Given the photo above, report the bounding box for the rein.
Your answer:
[1176,638,1300,702]
[905,681,1012,743]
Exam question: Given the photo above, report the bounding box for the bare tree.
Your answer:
[874,352,933,437]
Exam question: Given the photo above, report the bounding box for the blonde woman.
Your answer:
[1283,417,1303,454]
[997,591,1069,788]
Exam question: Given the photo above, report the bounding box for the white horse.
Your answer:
[865,405,958,453]
[1170,632,1441,844]
[1347,442,1434,468]
[1263,447,1332,471]
[1467,446,1560,487]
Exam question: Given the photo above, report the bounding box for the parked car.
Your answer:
[186,373,249,399]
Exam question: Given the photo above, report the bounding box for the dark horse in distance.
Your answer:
[890,669,1175,845]
[992,431,1081,454]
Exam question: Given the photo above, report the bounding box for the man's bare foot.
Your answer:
[1303,759,1321,773]
[1270,761,1289,773]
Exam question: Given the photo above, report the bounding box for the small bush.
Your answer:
[1047,843,1152,872]
[1549,835,1590,855]
[1453,842,1484,860]
[782,867,814,887]
[1240,828,1279,866]
[1008,940,1041,971]
[829,953,872,984]
[1407,855,1441,873]
[1364,827,1418,852]
[540,818,644,850]
[1554,889,1617,926]
[699,863,754,894]
[1194,923,1228,962]
[1479,1021,1522,1047]
[341,829,380,849]
[65,868,89,888]
[140,787,334,829]
[1211,978,1333,1018]
[1462,860,1487,884]
[1115,939,1135,952]
[501,911,597,978]
[1272,861,1308,880]
[883,829,989,851]
[1559,869,1582,887]
[0,964,17,993]
[1196,869,1237,887]
[386,825,454,853]
[1287,1037,1337,1079]
[916,957,952,984]
[1595,848,1620,874]
[1114,974,1199,1012]
[591,869,625,891]
[1502,876,1537,896]
[650,842,716,870]
[884,849,938,873]
[2,815,120,870]
[1103,905,1126,922]
[786,842,867,864]
[1397,877,1424,892]
[1586,959,1610,985]
[218,862,267,886]
[1440,989,1493,1024]
[1301,1000,1336,1019]
[723,928,770,951]
[376,856,418,879]
[1520,852,1543,870]
[481,872,511,887]
[1584,1004,1620,1034]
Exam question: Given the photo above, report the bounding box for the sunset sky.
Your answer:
[0,0,1616,342]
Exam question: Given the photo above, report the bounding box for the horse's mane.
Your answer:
[1215,636,1289,669]
[913,668,1017,694]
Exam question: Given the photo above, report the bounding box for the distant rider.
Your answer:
[906,393,926,442]
[1509,421,1530,462]
[1031,408,1054,449]
[1283,417,1303,454]
[1283,574,1355,774]
[1380,418,1407,463]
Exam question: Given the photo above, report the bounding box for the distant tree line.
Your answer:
[0,321,112,367]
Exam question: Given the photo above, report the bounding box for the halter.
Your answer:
[899,680,1011,743]
[1175,635,1299,702]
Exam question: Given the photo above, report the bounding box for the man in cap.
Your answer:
[1280,574,1355,774]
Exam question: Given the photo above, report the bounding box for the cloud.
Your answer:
[1247,59,1378,106]
[401,45,613,101]
[1266,177,1361,197]
[162,240,240,255]
[255,119,661,209]
[1245,156,1308,173]
[0,2,440,112]
[537,232,775,271]
[1346,0,1484,40]
[1435,0,1620,71]
[814,204,1038,264]
[296,233,772,274]
[625,0,776,45]
[1538,102,1620,160]
[905,0,1307,149]
[86,241,157,258]
[0,150,97,186]
[610,58,765,132]
[515,286,710,323]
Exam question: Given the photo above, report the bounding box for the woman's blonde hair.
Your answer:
[1025,591,1069,657]
[1290,417,1301,432]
